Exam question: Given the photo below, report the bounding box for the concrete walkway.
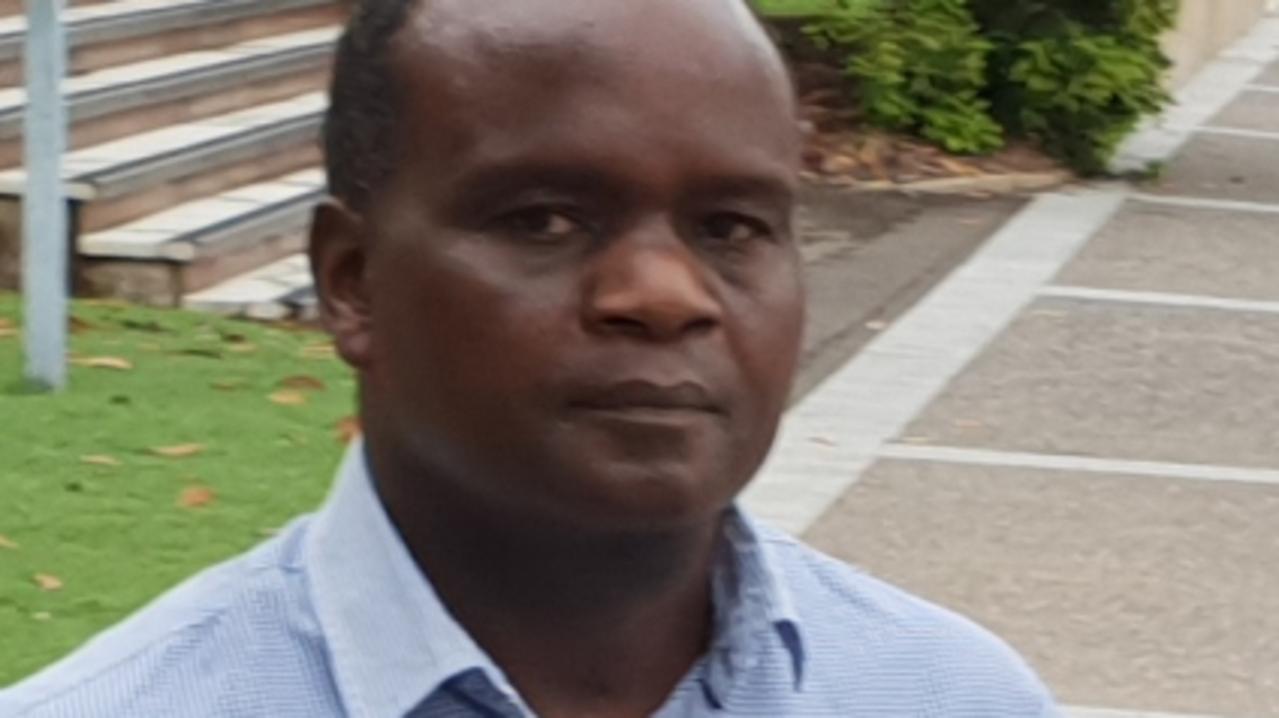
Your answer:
[744,15,1279,718]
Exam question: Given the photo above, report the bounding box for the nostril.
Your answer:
[584,246,724,340]
[687,317,718,336]
[602,316,651,338]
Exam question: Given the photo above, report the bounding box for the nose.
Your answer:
[583,226,723,342]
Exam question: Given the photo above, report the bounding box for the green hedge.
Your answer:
[754,0,840,17]
[764,0,1179,173]
[804,0,1003,155]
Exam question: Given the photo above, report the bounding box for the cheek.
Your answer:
[367,238,574,401]
[734,260,805,394]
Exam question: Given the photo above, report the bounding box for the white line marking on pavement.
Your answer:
[1114,17,1279,172]
[1040,285,1279,316]
[1066,706,1229,718]
[1196,125,1279,142]
[740,20,1279,533]
[738,15,1276,718]
[877,444,1279,488]
[740,190,1127,533]
[1130,192,1279,214]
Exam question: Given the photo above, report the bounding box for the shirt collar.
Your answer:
[305,442,525,718]
[704,509,807,705]
[305,441,806,717]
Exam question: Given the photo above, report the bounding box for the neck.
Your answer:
[366,438,724,718]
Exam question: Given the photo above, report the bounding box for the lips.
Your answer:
[568,380,724,415]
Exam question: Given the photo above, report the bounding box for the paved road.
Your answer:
[750,16,1279,718]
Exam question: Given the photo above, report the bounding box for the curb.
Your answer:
[816,170,1075,196]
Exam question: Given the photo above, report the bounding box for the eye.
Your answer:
[498,207,589,244]
[700,213,773,247]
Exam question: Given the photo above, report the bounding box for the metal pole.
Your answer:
[22,0,69,391]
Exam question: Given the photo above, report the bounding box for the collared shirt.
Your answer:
[1,444,1060,717]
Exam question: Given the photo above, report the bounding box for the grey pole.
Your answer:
[22,0,69,391]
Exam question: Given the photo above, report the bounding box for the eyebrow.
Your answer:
[445,163,627,209]
[687,175,797,207]
[439,157,798,219]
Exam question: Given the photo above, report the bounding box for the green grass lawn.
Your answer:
[0,295,356,686]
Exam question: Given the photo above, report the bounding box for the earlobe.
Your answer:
[309,198,374,369]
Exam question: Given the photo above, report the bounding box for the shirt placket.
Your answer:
[407,668,530,718]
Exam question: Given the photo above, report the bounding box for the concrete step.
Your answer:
[0,0,111,21]
[0,0,338,87]
[0,91,325,232]
[78,168,323,305]
[0,25,337,167]
[183,251,317,320]
[0,0,340,311]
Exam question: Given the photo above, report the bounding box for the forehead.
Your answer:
[384,0,798,194]
[399,0,779,76]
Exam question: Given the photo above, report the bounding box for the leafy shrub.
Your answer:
[767,0,1179,173]
[994,31,1169,173]
[971,0,1176,173]
[805,0,1004,155]
[968,0,1178,39]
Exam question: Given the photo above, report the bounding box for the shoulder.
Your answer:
[0,518,336,718]
[761,528,1060,716]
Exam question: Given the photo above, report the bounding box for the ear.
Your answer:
[309,198,373,370]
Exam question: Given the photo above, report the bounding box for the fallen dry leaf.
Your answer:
[71,356,134,371]
[335,416,362,444]
[936,156,982,177]
[301,343,336,360]
[178,485,217,509]
[32,611,52,622]
[819,153,859,175]
[81,455,123,467]
[0,534,18,550]
[0,317,12,330]
[227,343,257,354]
[858,138,892,181]
[151,444,206,459]
[34,574,63,592]
[278,375,326,392]
[0,327,16,339]
[269,390,309,407]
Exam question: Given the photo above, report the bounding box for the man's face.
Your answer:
[326,0,804,530]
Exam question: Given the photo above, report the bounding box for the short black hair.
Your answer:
[323,0,420,211]
[324,0,782,211]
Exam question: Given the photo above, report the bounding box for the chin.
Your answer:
[551,461,738,532]
[529,416,748,527]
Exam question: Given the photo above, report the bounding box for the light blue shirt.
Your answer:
[1,444,1060,717]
